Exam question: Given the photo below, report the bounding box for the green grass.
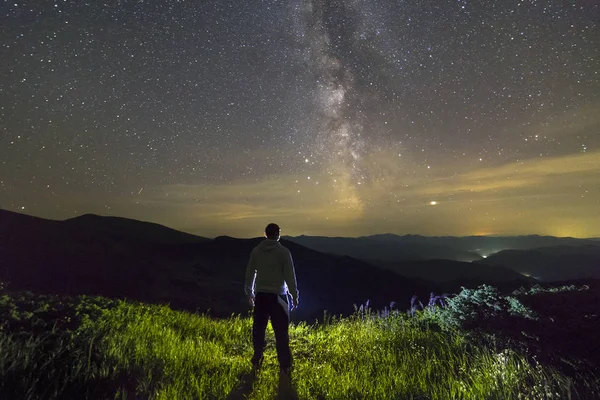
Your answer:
[0,289,580,399]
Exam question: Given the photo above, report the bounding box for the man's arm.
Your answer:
[283,250,299,303]
[244,250,257,297]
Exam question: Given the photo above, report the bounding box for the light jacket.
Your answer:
[244,239,299,300]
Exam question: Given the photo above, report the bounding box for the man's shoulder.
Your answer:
[277,243,292,255]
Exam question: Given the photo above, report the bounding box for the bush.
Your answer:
[434,285,537,332]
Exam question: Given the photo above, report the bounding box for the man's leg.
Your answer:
[272,294,292,371]
[251,293,269,368]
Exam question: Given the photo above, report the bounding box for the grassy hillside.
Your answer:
[0,283,590,400]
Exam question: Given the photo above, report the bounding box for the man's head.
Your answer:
[264,223,281,240]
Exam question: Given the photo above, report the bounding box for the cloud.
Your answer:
[132,173,361,234]
[118,150,600,237]
[413,150,600,197]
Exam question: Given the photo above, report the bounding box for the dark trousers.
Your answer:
[252,292,292,369]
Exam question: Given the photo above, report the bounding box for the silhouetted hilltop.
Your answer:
[64,213,209,244]
[477,246,600,281]
[0,209,207,244]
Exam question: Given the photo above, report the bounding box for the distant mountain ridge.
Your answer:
[285,235,481,262]
[286,234,600,283]
[287,233,599,261]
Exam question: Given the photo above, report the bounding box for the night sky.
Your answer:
[1,1,599,238]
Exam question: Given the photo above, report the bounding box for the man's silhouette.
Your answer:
[245,223,299,376]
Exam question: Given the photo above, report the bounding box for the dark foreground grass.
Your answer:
[0,288,586,399]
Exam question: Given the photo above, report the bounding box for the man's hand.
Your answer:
[248,295,255,307]
[291,297,299,311]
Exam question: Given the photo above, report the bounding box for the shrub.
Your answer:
[434,285,537,332]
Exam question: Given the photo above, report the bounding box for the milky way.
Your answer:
[1,1,599,237]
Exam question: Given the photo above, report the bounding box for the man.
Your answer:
[245,223,299,376]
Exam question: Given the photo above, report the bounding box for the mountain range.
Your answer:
[285,234,600,282]
[285,233,600,261]
[2,209,598,321]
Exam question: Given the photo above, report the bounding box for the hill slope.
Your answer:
[477,246,600,281]
[372,259,534,287]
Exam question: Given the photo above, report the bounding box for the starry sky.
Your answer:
[1,0,599,238]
